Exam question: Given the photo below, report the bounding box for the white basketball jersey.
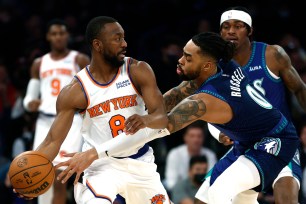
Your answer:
[39,50,80,115]
[76,57,149,158]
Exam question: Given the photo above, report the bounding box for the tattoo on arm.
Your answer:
[164,81,199,112]
[167,97,206,133]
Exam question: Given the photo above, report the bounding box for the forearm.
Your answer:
[35,136,62,162]
[95,128,169,158]
[142,112,169,129]
[163,81,198,112]
[167,97,206,133]
[23,79,40,111]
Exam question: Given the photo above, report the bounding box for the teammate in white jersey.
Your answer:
[18,16,170,204]
[23,19,90,204]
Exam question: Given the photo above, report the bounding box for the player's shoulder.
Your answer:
[266,44,290,64]
[58,78,87,110]
[128,57,153,73]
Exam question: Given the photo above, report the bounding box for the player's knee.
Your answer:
[232,190,259,204]
[274,193,298,204]
[274,177,299,204]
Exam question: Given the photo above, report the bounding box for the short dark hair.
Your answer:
[85,16,118,50]
[192,32,235,62]
[189,155,208,169]
[46,19,68,33]
[184,121,205,135]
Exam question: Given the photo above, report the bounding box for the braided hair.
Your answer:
[192,32,235,62]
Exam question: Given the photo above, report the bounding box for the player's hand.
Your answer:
[12,189,34,200]
[55,149,98,185]
[124,114,148,135]
[28,99,41,112]
[219,133,234,146]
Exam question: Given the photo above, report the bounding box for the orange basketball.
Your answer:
[8,151,55,198]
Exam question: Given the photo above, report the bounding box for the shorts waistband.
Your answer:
[39,111,56,117]
[114,144,149,159]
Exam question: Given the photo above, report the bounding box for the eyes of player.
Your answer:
[221,23,246,31]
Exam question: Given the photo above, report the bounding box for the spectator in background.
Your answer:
[164,121,217,191]
[171,155,208,204]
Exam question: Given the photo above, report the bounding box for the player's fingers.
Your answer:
[62,152,77,157]
[61,169,75,184]
[56,166,71,181]
[127,121,143,135]
[74,172,81,185]
[54,160,70,170]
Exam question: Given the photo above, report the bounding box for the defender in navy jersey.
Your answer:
[74,32,300,204]
[204,6,306,204]
[164,32,299,204]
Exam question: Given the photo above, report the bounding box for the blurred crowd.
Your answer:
[1,0,306,204]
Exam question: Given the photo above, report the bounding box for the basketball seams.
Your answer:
[9,154,50,178]
[9,151,56,197]
[10,160,52,179]
[14,163,55,190]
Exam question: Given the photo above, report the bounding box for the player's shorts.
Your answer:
[195,136,300,202]
[33,113,83,170]
[76,147,171,204]
[212,137,299,192]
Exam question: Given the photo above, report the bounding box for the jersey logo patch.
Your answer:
[293,149,301,165]
[116,79,131,89]
[254,137,281,156]
[249,65,262,72]
[150,194,166,204]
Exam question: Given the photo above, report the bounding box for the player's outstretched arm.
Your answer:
[163,80,198,112]
[269,44,306,112]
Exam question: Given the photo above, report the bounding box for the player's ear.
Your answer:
[92,39,103,52]
[202,61,211,72]
[248,27,253,36]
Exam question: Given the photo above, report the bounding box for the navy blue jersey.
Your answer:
[197,60,297,142]
[242,42,292,120]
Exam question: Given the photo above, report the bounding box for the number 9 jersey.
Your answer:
[39,50,80,115]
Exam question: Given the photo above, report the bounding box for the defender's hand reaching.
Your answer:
[219,133,234,146]
[124,114,148,135]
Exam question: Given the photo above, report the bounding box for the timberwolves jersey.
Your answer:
[242,42,292,120]
[197,60,297,143]
[39,50,80,115]
[75,57,149,158]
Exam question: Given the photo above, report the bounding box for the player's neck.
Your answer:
[50,48,70,60]
[233,42,252,67]
[88,60,119,84]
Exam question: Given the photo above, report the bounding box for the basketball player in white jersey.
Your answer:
[23,19,90,204]
[18,16,171,204]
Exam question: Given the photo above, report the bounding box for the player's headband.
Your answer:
[220,10,252,27]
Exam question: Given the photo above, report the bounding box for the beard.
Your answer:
[178,70,199,81]
[104,53,125,68]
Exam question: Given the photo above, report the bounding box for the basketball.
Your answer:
[8,151,55,198]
